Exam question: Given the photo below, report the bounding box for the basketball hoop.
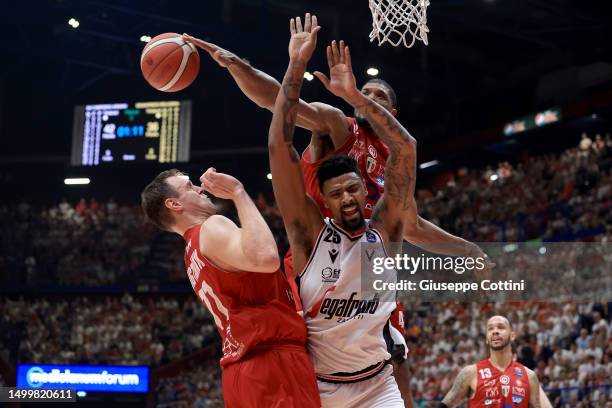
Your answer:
[369,0,430,48]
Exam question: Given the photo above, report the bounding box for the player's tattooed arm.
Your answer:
[527,369,542,408]
[268,13,324,266]
[441,365,475,408]
[315,40,416,242]
[182,35,348,141]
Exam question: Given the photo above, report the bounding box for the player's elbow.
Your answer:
[254,250,280,273]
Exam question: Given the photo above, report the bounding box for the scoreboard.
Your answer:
[71,101,191,166]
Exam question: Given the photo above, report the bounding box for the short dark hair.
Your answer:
[317,155,361,191]
[141,169,186,231]
[365,78,398,109]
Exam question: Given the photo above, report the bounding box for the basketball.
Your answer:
[140,33,200,92]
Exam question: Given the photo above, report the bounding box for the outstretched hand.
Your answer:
[314,40,361,105]
[288,13,321,65]
[182,34,239,68]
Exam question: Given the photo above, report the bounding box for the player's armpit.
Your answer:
[199,215,279,273]
[441,365,475,408]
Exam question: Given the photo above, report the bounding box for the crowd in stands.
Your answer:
[155,365,223,408]
[0,198,156,287]
[417,133,612,243]
[0,295,216,366]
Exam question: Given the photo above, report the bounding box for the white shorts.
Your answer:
[317,365,404,408]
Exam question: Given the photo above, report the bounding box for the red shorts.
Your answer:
[222,343,321,408]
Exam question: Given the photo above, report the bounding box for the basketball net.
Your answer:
[369,0,430,48]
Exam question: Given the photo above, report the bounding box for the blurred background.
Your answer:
[0,0,611,406]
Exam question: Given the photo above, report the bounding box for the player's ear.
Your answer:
[510,331,516,343]
[165,197,182,212]
[391,108,398,117]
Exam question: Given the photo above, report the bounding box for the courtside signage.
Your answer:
[16,364,149,393]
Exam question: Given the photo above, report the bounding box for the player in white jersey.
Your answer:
[268,13,416,407]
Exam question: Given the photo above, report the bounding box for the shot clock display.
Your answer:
[71,100,192,166]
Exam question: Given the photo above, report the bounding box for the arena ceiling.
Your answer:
[1,0,611,162]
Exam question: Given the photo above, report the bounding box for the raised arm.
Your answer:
[440,365,475,407]
[199,168,279,273]
[315,40,417,242]
[183,34,349,147]
[268,14,324,269]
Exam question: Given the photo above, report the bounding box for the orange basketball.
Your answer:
[140,33,200,92]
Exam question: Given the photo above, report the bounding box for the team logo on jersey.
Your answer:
[376,176,384,186]
[514,368,523,377]
[512,396,523,404]
[321,267,341,282]
[319,292,379,321]
[501,385,510,397]
[512,386,525,397]
[366,231,377,243]
[500,375,510,385]
[366,157,377,174]
[483,379,497,387]
[368,145,378,158]
[221,326,244,360]
[328,248,339,263]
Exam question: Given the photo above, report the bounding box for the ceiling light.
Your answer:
[303,72,314,81]
[419,160,439,169]
[140,35,151,43]
[64,178,90,185]
[366,67,379,76]
[266,173,272,180]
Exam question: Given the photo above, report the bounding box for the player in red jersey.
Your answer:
[439,315,541,408]
[141,168,320,408]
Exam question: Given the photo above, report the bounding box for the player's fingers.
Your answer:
[202,167,216,180]
[345,45,352,70]
[183,35,214,53]
[326,45,333,70]
[311,25,321,39]
[331,40,339,65]
[296,16,303,33]
[290,18,296,35]
[312,15,318,31]
[339,40,345,64]
[313,71,331,90]
[304,13,311,33]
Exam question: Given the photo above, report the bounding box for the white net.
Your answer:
[369,0,430,48]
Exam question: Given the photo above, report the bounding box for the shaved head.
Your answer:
[487,315,512,330]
